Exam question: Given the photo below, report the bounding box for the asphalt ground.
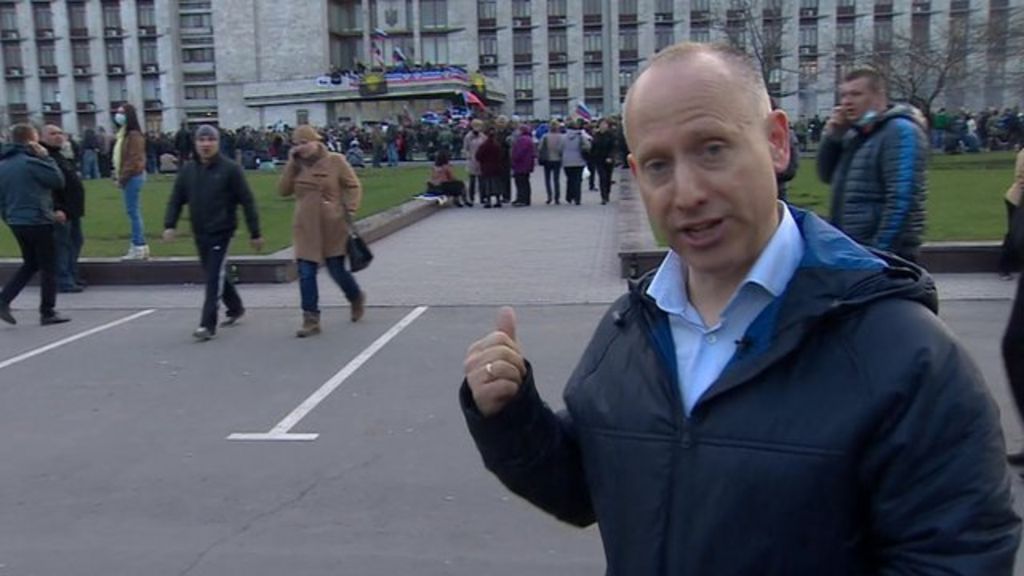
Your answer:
[0,168,1022,574]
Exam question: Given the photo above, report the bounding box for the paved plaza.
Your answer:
[0,169,1022,574]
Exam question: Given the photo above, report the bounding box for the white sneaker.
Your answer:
[121,245,150,261]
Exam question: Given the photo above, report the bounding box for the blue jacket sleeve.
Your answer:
[460,363,596,527]
[874,119,928,251]
[27,155,65,191]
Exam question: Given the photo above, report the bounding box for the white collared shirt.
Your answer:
[646,204,805,415]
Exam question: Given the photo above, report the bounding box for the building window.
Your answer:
[479,34,497,56]
[583,0,601,16]
[550,100,568,116]
[182,47,214,63]
[41,81,60,103]
[619,64,637,88]
[477,0,497,20]
[514,70,533,90]
[2,44,22,68]
[836,22,854,45]
[656,0,674,14]
[421,0,447,29]
[72,41,91,67]
[180,13,212,29]
[874,18,893,47]
[185,85,217,100]
[75,80,93,103]
[549,68,567,89]
[143,78,160,100]
[548,0,566,17]
[549,30,567,53]
[515,101,534,117]
[513,31,531,56]
[512,0,530,18]
[108,77,127,101]
[6,81,26,104]
[329,0,362,33]
[421,35,448,64]
[837,0,855,6]
[799,24,817,47]
[106,42,125,66]
[331,37,363,68]
[799,60,818,82]
[68,2,89,31]
[620,0,638,16]
[183,72,216,83]
[37,43,56,67]
[656,29,674,51]
[0,5,16,31]
[140,40,158,66]
[584,67,602,89]
[693,0,711,10]
[690,27,711,43]
[34,4,54,32]
[584,30,602,52]
[800,0,819,7]
[102,3,121,30]
[619,29,638,52]
[137,2,156,28]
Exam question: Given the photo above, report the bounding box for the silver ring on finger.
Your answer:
[485,362,494,377]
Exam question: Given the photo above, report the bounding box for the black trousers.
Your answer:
[514,173,532,205]
[1004,272,1024,422]
[597,161,613,203]
[999,200,1019,275]
[196,235,243,332]
[564,166,584,204]
[467,175,479,203]
[1,224,57,315]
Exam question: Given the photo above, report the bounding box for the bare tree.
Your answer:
[711,0,797,99]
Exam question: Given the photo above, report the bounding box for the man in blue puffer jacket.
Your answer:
[0,123,69,326]
[460,43,1019,575]
[817,67,929,263]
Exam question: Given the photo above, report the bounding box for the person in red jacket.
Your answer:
[475,127,504,209]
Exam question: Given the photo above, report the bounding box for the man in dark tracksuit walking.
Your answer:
[163,125,262,341]
[40,125,87,293]
[0,124,70,326]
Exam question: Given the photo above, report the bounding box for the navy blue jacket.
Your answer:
[164,155,260,241]
[0,144,65,227]
[462,207,1020,575]
[817,105,928,259]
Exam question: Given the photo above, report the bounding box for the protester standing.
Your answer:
[998,146,1024,279]
[538,121,564,204]
[40,125,86,293]
[114,104,150,260]
[511,126,536,207]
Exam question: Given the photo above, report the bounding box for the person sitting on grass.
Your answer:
[426,151,466,207]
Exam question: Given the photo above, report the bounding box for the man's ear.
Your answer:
[767,110,791,173]
[627,153,638,178]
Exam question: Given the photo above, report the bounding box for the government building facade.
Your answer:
[1,0,1021,134]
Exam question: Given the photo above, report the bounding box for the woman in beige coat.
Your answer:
[278,125,365,337]
[999,147,1024,279]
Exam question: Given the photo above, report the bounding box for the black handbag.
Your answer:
[344,210,373,272]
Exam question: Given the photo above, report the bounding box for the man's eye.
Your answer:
[643,160,668,174]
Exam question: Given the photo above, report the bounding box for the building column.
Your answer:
[155,0,181,129]
[51,0,77,133]
[85,0,111,132]
[121,0,143,115]
[17,2,42,124]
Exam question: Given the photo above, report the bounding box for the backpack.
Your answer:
[538,136,549,162]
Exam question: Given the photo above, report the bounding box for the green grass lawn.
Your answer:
[653,151,1018,246]
[0,165,433,258]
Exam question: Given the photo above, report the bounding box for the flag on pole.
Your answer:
[462,90,485,109]
[393,46,408,65]
[372,28,389,38]
[575,101,594,121]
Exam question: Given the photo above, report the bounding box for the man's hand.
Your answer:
[54,210,67,224]
[825,105,850,136]
[162,228,176,243]
[464,307,527,417]
[250,236,264,252]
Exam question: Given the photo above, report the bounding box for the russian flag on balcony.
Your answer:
[462,90,485,109]
[575,101,594,121]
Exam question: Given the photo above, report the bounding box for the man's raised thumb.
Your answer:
[496,306,517,341]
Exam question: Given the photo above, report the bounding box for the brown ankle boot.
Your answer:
[350,292,365,322]
[296,311,321,338]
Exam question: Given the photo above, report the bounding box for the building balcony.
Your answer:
[479,54,498,67]
[512,16,531,29]
[110,99,127,111]
[103,27,126,39]
[69,27,90,39]
[619,13,638,24]
[547,15,568,28]
[799,7,819,19]
[798,45,819,56]
[584,86,603,99]
[41,102,62,113]
[726,8,747,20]
[142,63,160,75]
[837,5,856,17]
[8,103,29,113]
[107,64,127,76]
[549,52,568,64]
[477,17,497,30]
[36,28,56,40]
[76,102,97,113]
[583,14,601,26]
[138,25,158,37]
[655,12,675,23]
[513,52,532,64]
[549,87,568,99]
[584,51,602,63]
[619,49,639,62]
[4,66,24,78]
[73,65,93,77]
[514,89,533,100]
[690,10,710,24]
[875,3,894,16]
[1,29,20,41]
[144,99,163,111]
[912,1,932,13]
[38,65,59,77]
[950,0,970,11]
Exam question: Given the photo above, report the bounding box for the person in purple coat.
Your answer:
[511,126,537,207]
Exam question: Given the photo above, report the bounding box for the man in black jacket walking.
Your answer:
[40,125,87,293]
[163,125,262,341]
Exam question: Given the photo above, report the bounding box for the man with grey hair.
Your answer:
[459,42,1019,573]
[163,124,262,341]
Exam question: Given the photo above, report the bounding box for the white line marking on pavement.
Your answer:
[228,306,429,442]
[0,309,157,371]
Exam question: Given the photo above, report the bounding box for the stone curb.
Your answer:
[0,198,443,285]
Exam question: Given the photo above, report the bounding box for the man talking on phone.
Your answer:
[817,67,929,263]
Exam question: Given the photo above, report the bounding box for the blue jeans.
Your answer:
[81,149,100,180]
[121,174,146,246]
[386,143,398,166]
[297,257,362,313]
[54,218,84,288]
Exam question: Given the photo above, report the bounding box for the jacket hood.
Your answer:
[1,144,29,159]
[624,206,936,333]
[877,103,929,131]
